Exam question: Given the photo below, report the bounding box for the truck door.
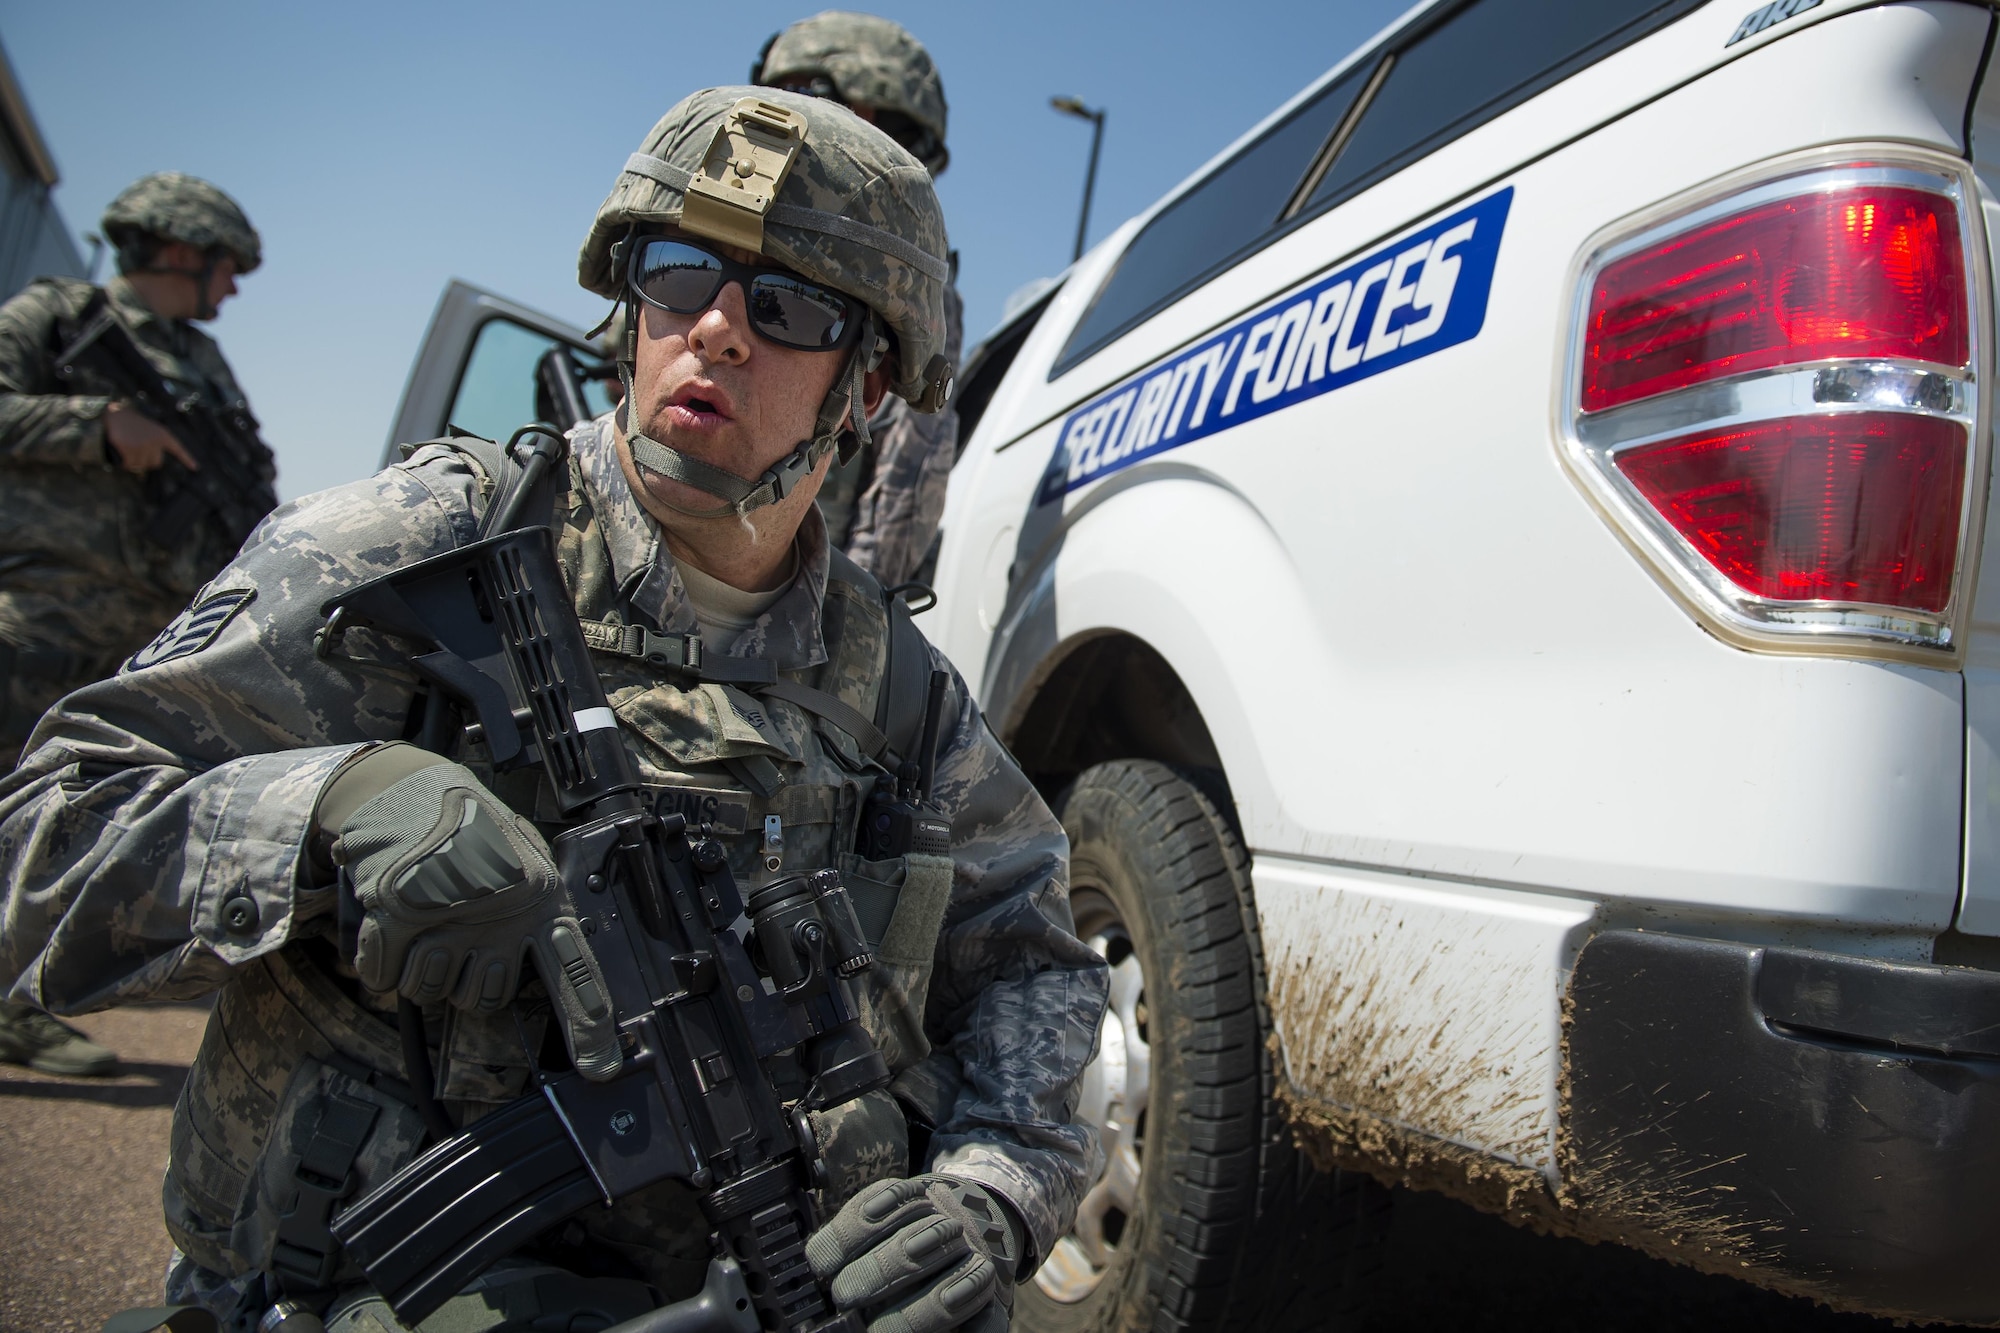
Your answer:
[380,279,613,468]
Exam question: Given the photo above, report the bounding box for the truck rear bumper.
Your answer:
[1565,930,2000,1325]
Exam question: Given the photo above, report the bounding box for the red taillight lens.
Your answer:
[1584,187,1968,412]
[1614,413,1965,611]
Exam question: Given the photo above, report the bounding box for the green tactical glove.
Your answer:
[317,743,624,1082]
[805,1175,1022,1333]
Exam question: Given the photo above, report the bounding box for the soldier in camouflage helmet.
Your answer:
[0,171,273,1079]
[755,12,965,590]
[101,171,264,318]
[0,89,1103,1333]
[754,11,948,174]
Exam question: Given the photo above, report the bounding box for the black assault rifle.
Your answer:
[318,427,913,1333]
[53,290,279,552]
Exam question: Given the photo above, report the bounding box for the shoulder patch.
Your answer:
[127,588,255,671]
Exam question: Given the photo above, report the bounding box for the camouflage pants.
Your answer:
[322,1264,658,1332]
[161,1093,914,1331]
[164,1254,657,1333]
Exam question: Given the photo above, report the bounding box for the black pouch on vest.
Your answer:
[242,1056,428,1293]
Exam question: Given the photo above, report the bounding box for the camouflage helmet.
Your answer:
[578,85,951,412]
[101,172,262,273]
[753,12,948,175]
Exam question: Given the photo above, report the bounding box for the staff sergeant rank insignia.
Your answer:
[126,588,256,671]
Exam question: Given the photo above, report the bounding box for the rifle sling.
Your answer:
[579,619,892,760]
[759,678,889,760]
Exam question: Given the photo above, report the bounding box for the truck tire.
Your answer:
[1017,759,1388,1333]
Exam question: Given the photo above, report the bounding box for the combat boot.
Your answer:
[0,1000,118,1076]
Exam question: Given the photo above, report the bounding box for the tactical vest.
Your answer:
[164,438,955,1301]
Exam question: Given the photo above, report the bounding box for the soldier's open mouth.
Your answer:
[663,386,734,430]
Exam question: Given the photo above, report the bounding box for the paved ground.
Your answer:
[0,1002,1944,1332]
[0,1001,208,1333]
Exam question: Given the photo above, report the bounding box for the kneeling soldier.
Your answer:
[0,90,1105,1333]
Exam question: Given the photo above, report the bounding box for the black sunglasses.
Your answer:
[625,236,858,352]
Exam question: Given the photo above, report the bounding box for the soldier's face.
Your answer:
[616,238,886,547]
[138,243,241,321]
[200,256,240,319]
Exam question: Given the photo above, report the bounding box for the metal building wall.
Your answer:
[0,38,85,299]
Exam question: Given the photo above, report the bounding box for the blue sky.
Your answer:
[2,0,1410,499]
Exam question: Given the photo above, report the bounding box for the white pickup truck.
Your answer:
[926,0,2000,1327]
[389,0,2000,1325]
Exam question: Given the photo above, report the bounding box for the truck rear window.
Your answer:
[1054,0,1711,378]
[1301,0,1713,215]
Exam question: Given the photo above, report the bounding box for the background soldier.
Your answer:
[0,170,272,1078]
[0,90,1103,1332]
[755,11,963,589]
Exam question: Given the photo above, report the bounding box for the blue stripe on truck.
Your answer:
[1038,185,1514,505]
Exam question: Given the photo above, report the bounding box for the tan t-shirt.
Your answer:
[675,547,797,647]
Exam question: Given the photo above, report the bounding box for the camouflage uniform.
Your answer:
[819,280,962,588]
[757,11,962,588]
[0,171,268,770]
[0,90,1103,1329]
[0,422,1104,1321]
[0,275,263,767]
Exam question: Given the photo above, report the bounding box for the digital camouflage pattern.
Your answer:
[0,274,265,767]
[753,19,961,589]
[0,413,1106,1322]
[102,171,263,272]
[757,12,950,175]
[819,279,963,587]
[578,86,949,409]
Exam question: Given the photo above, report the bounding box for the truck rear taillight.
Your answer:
[1614,413,1965,612]
[1562,153,1986,658]
[1583,188,1969,411]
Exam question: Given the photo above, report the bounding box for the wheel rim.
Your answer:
[1034,887,1151,1304]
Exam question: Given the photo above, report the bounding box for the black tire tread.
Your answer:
[1017,760,1388,1333]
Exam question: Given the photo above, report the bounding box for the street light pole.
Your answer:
[1051,96,1106,263]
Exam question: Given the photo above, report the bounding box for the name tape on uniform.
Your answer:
[1038,186,1514,505]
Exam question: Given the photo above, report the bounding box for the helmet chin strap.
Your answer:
[190,252,219,320]
[619,302,878,521]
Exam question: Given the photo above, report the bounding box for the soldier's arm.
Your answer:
[908,646,1111,1271]
[0,449,485,1014]
[0,284,116,467]
[843,398,957,588]
[844,283,963,587]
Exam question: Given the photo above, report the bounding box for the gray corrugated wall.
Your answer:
[0,168,84,299]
